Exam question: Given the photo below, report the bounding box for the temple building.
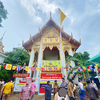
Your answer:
[23,18,81,94]
[0,37,7,64]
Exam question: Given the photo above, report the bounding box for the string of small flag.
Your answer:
[0,63,99,72]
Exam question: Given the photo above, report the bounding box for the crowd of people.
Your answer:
[0,79,36,100]
[0,78,100,100]
[45,78,100,100]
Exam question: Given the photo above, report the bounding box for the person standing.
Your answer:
[1,79,4,92]
[85,80,99,100]
[78,79,86,100]
[91,80,100,96]
[72,82,78,99]
[1,79,4,86]
[30,79,36,100]
[18,80,32,100]
[44,81,51,100]
[68,79,75,100]
[53,80,59,96]
[1,79,14,100]
[60,78,68,93]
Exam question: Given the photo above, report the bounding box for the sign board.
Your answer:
[41,69,61,72]
[40,73,62,79]
[14,78,31,92]
[14,78,38,92]
[41,60,61,67]
[39,60,62,95]
[13,73,30,78]
[39,84,52,93]
[40,79,62,83]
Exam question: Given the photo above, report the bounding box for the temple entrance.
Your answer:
[43,46,60,60]
[65,50,69,62]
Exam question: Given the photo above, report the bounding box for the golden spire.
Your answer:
[30,34,31,39]
[22,40,24,45]
[38,27,40,32]
[79,38,81,43]
[71,32,73,38]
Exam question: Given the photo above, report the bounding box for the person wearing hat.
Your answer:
[18,80,32,100]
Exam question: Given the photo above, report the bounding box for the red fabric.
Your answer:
[83,69,85,72]
[39,88,52,93]
[3,65,6,69]
[87,65,90,68]
[97,69,100,72]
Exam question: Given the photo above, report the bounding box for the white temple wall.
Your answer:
[0,54,6,63]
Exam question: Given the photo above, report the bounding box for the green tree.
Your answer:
[4,47,30,65]
[73,51,90,66]
[0,1,8,27]
[0,47,30,81]
[66,51,91,80]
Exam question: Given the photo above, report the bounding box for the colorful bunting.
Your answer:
[5,64,12,70]
[16,65,21,71]
[12,66,16,70]
[0,63,100,73]
[24,66,29,71]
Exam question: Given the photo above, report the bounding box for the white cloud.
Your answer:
[20,0,42,23]
[64,9,74,24]
[20,0,58,23]
[33,0,58,14]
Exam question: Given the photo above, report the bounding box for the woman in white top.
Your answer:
[54,87,69,100]
[78,80,86,100]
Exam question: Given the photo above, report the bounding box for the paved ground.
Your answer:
[1,90,100,100]
[8,94,91,100]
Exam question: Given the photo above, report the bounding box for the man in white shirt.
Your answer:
[78,80,83,90]
[78,79,86,100]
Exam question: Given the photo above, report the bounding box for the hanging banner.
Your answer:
[42,70,61,72]
[13,73,30,78]
[41,60,62,67]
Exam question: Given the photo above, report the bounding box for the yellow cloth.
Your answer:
[88,69,91,72]
[12,66,16,70]
[74,84,76,90]
[3,82,14,94]
[95,66,98,69]
[58,8,66,26]
[6,64,12,70]
[83,66,86,70]
[24,66,29,71]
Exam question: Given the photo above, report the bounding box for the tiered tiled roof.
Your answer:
[23,18,81,49]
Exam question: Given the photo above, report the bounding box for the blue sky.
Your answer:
[0,0,100,58]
